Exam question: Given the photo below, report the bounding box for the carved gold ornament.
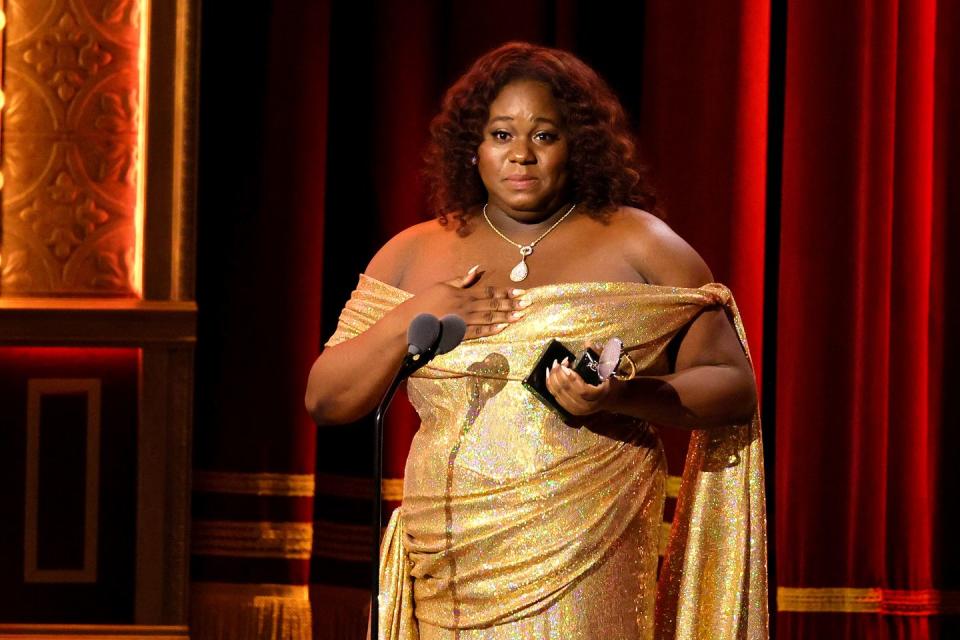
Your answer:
[1,0,144,296]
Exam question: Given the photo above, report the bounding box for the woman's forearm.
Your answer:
[304,305,413,426]
[600,364,758,429]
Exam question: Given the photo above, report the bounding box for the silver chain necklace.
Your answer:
[481,202,578,282]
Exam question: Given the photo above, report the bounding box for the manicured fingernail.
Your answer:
[517,298,532,308]
[545,366,550,380]
[467,264,481,275]
[496,323,508,330]
[561,357,569,366]
[511,288,526,296]
[552,359,558,368]
[510,310,526,319]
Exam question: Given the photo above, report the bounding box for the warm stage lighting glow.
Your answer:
[133,0,150,298]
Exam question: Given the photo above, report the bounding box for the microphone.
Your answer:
[397,313,441,380]
[406,313,441,356]
[399,313,467,378]
[437,314,467,354]
[370,313,466,638]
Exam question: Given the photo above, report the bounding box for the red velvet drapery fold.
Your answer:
[191,2,330,636]
[639,0,771,522]
[776,0,959,637]
[641,0,769,370]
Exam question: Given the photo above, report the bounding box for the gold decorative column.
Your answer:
[0,0,199,637]
[1,0,144,296]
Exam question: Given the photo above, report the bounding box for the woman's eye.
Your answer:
[491,130,511,141]
[535,131,558,141]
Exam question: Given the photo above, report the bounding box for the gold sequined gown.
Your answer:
[326,275,768,640]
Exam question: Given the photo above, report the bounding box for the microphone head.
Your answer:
[436,314,467,354]
[407,313,441,355]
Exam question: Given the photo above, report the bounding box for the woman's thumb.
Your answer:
[442,264,482,289]
[459,264,482,287]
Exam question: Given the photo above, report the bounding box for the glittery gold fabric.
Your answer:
[326,274,768,640]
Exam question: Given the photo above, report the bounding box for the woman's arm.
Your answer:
[546,212,758,428]
[599,307,758,428]
[305,299,416,426]
[305,226,529,426]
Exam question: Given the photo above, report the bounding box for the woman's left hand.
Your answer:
[545,357,611,416]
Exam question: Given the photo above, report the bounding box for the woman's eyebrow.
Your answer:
[488,115,560,126]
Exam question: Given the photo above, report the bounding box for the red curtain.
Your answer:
[191,2,329,636]
[194,1,960,638]
[641,0,770,374]
[639,0,772,558]
[775,0,960,637]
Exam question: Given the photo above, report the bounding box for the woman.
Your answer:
[306,42,767,639]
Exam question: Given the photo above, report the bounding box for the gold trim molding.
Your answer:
[194,471,315,497]
[191,521,312,560]
[0,297,196,344]
[777,587,960,615]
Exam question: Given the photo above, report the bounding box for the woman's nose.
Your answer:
[510,141,536,163]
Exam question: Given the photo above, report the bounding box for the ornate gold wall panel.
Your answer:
[0,0,199,632]
[1,0,143,296]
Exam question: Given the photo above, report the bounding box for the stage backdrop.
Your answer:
[192,1,959,639]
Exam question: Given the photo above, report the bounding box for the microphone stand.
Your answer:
[370,346,437,639]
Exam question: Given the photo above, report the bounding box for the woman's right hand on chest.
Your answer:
[396,265,532,340]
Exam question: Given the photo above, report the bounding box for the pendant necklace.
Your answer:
[481,202,578,282]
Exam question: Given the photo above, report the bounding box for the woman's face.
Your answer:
[476,79,570,220]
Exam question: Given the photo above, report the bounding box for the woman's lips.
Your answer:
[505,176,538,189]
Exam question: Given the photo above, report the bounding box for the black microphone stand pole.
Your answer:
[368,312,465,639]
[370,349,432,640]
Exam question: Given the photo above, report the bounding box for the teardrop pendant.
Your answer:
[509,245,533,282]
[510,258,528,282]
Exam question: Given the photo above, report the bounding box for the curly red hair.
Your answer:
[423,42,658,227]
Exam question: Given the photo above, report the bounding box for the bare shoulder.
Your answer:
[363,218,447,287]
[614,207,714,288]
